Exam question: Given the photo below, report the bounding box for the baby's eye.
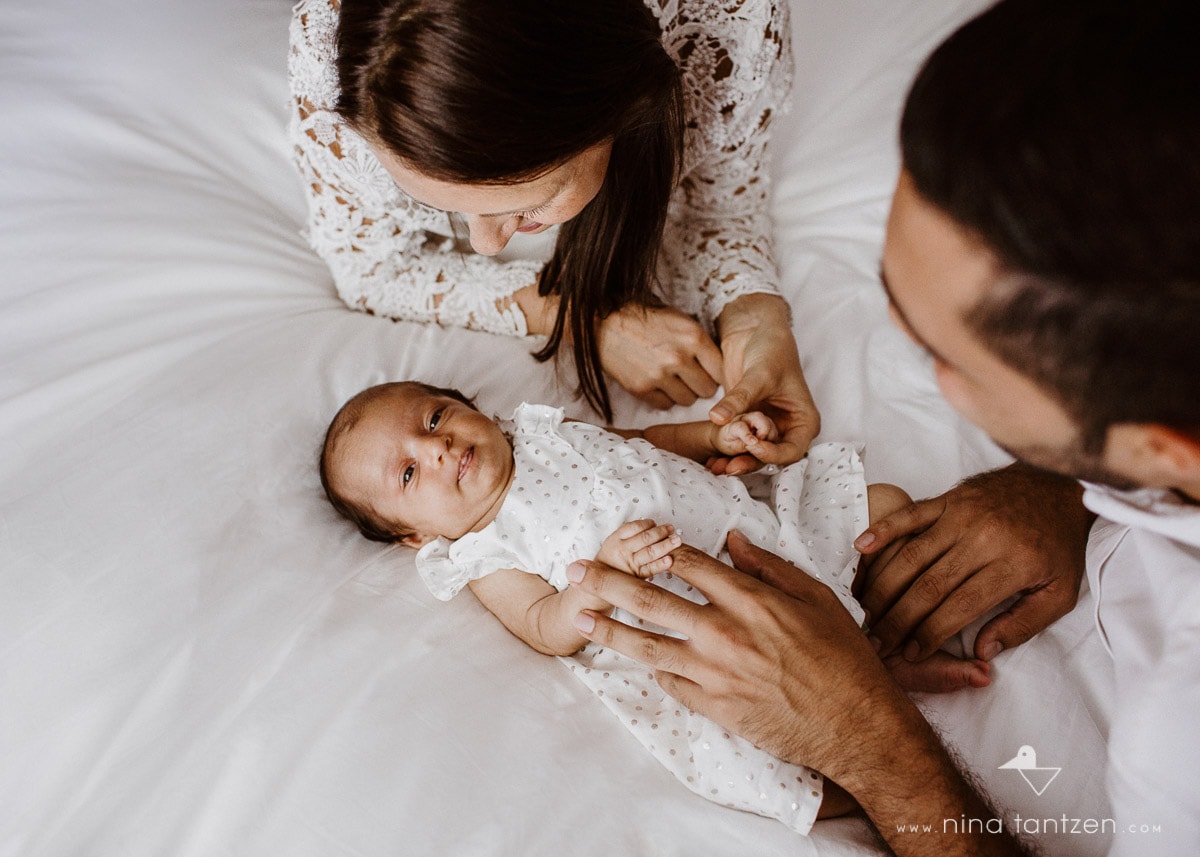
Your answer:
[429,408,444,430]
[402,464,415,487]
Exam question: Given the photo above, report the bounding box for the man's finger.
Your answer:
[866,546,973,655]
[883,651,992,694]
[726,531,823,600]
[574,609,694,677]
[857,530,951,643]
[655,670,708,712]
[972,583,1078,661]
[853,496,944,555]
[898,565,1017,661]
[567,558,704,635]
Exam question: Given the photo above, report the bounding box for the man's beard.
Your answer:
[998,439,1142,492]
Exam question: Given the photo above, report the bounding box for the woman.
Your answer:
[288,0,818,472]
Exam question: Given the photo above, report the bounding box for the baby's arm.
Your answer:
[468,569,612,657]
[465,521,681,656]
[611,412,781,466]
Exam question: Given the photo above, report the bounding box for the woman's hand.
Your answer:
[596,303,725,409]
[710,293,820,475]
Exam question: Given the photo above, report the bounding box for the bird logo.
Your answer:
[999,745,1062,796]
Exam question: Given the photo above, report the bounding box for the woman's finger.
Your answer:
[675,356,720,400]
[656,374,699,407]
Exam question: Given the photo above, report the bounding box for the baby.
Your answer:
[320,381,909,833]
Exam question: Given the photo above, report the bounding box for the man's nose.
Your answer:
[465,215,517,256]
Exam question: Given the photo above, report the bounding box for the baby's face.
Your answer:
[332,385,514,545]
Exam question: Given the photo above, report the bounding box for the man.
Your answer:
[563,1,1200,855]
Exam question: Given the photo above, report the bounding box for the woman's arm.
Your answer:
[658,1,819,464]
[467,568,612,657]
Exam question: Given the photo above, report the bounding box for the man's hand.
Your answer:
[854,463,1093,664]
[566,533,1031,856]
[567,532,901,778]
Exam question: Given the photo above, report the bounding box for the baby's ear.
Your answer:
[400,532,434,548]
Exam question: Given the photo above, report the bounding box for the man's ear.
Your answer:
[1108,423,1200,485]
[400,532,435,548]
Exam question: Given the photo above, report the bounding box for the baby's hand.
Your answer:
[713,411,780,458]
[597,519,681,579]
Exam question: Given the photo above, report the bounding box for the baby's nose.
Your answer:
[423,433,451,464]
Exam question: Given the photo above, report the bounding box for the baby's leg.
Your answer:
[860,484,992,694]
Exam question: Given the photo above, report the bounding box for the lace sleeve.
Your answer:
[287,0,542,337]
[652,0,793,330]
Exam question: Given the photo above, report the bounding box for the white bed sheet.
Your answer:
[0,1,1115,855]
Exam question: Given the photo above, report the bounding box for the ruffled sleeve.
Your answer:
[651,0,793,328]
[287,0,543,337]
[414,536,529,602]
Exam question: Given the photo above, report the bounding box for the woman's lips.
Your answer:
[458,447,474,482]
[516,221,543,233]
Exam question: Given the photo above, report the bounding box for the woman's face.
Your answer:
[368,140,612,256]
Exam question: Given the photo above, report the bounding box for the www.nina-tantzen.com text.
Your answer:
[894,816,1163,836]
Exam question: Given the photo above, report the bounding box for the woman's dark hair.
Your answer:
[320,381,476,543]
[900,0,1200,450]
[335,0,685,420]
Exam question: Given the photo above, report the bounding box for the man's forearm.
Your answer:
[837,696,1033,857]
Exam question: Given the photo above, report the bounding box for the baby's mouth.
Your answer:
[458,447,474,482]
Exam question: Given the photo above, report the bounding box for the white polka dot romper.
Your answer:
[417,404,869,835]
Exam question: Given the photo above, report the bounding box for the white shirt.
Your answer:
[287,0,791,336]
[1082,484,1200,856]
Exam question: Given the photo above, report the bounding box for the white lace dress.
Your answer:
[416,404,868,834]
[287,0,791,335]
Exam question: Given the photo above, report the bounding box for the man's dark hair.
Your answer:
[336,0,686,422]
[901,0,1200,450]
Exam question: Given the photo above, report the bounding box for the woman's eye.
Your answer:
[430,408,443,430]
[402,464,415,487]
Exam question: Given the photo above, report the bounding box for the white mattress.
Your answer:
[0,1,1116,854]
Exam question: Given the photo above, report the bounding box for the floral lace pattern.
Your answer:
[287,0,791,336]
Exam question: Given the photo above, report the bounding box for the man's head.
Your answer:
[320,382,514,546]
[886,0,1200,496]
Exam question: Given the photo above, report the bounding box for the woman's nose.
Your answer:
[465,215,518,256]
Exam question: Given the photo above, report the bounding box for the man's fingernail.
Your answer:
[980,641,1003,660]
[854,532,875,550]
[574,612,595,634]
[566,562,585,583]
[711,406,731,422]
[903,640,921,662]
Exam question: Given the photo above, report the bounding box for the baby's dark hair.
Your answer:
[319,381,476,543]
